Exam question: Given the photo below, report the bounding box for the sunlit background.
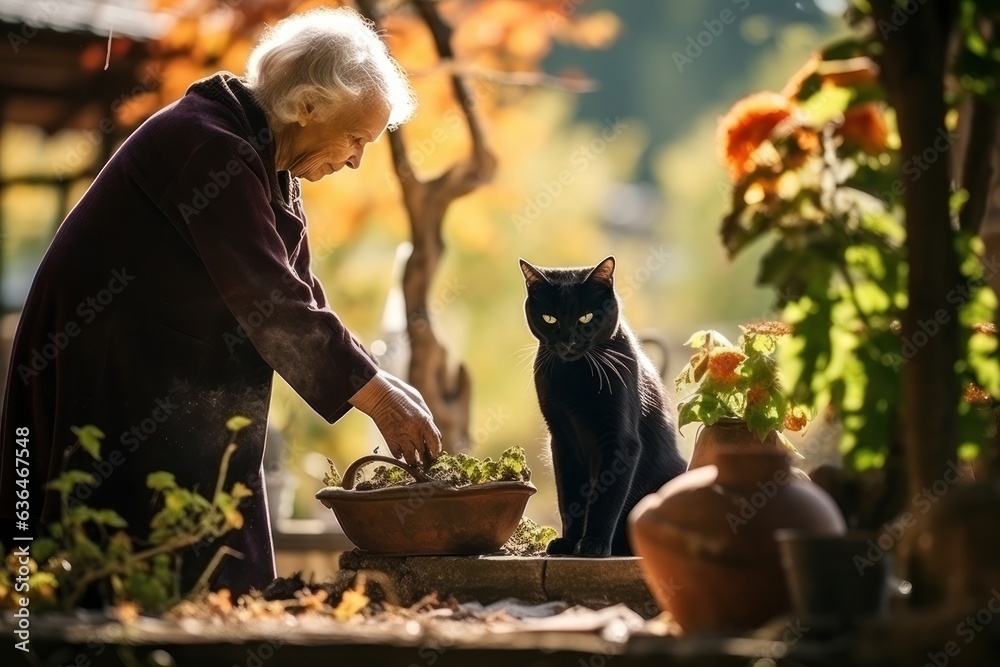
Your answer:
[0,0,850,531]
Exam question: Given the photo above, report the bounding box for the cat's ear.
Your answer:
[586,256,616,288]
[519,259,549,292]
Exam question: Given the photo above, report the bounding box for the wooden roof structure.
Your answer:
[0,0,174,318]
[0,0,172,136]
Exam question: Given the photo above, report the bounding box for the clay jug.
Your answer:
[628,450,846,635]
[688,417,783,469]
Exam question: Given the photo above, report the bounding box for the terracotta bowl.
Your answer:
[315,455,536,555]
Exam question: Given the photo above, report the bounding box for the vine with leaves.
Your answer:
[0,417,254,612]
[716,2,1000,486]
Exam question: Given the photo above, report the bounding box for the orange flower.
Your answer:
[784,126,822,171]
[963,383,993,408]
[836,103,889,155]
[746,385,768,406]
[706,349,746,385]
[718,92,796,181]
[783,408,808,432]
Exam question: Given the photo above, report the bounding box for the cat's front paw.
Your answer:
[546,537,577,555]
[573,536,612,557]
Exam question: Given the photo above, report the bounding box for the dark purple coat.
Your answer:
[0,73,379,596]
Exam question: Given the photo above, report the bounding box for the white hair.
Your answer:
[244,7,416,129]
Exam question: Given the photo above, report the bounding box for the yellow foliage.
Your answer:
[333,578,370,621]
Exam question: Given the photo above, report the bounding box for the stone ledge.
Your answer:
[337,552,659,618]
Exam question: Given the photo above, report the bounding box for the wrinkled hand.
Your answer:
[348,370,442,466]
[380,372,432,415]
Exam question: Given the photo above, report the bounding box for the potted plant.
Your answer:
[628,323,846,634]
[674,322,808,469]
[315,447,541,555]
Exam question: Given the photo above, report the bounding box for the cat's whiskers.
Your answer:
[599,347,634,364]
[537,346,560,376]
[582,351,601,391]
[514,347,538,366]
[508,343,540,363]
[513,345,542,379]
[584,349,612,394]
[594,348,633,379]
[591,348,630,391]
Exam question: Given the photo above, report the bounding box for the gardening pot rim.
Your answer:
[702,417,761,429]
[315,479,537,504]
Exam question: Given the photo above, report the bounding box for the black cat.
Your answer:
[519,256,687,557]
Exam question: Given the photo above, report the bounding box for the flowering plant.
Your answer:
[715,44,999,470]
[674,322,808,441]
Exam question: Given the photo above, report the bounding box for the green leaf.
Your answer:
[323,458,343,488]
[93,509,128,528]
[682,329,734,349]
[147,471,178,491]
[230,482,253,500]
[744,385,785,441]
[225,415,252,433]
[71,425,105,461]
[677,393,733,430]
[32,538,58,563]
[46,470,98,494]
[683,330,713,348]
[799,86,852,125]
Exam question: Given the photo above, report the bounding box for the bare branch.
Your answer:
[413,0,496,189]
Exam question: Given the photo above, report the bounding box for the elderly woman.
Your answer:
[0,8,440,596]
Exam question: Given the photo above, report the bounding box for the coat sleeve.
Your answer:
[155,135,379,423]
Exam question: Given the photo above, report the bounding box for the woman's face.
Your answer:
[284,96,391,182]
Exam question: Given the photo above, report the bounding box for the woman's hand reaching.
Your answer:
[348,370,442,466]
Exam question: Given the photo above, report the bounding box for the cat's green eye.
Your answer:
[579,313,594,324]
[542,314,557,324]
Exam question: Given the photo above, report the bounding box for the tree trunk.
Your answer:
[356,0,496,452]
[873,0,960,498]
